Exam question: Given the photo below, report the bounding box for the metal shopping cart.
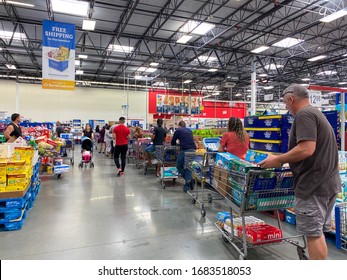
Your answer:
[185,152,224,217]
[60,133,74,166]
[335,202,347,252]
[134,138,150,169]
[127,139,136,163]
[155,145,178,189]
[211,166,307,260]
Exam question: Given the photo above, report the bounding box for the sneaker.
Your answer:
[120,171,125,175]
[116,168,122,176]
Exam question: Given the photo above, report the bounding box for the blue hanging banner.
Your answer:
[42,20,75,90]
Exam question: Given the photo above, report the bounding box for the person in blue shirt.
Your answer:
[171,121,196,192]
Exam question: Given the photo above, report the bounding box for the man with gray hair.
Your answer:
[171,121,196,192]
[259,84,341,260]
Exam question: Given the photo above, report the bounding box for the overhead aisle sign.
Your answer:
[42,20,75,90]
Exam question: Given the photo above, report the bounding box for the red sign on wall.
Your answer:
[148,89,246,119]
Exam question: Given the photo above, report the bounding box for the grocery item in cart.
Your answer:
[229,158,260,173]
[238,224,283,244]
[216,152,240,170]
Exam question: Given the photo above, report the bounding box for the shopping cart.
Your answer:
[335,202,347,252]
[127,139,136,163]
[185,152,224,217]
[134,138,150,169]
[203,137,220,152]
[211,166,307,260]
[155,145,178,189]
[60,133,74,166]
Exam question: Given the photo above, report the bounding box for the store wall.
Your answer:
[0,80,147,122]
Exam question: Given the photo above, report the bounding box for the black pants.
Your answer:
[111,140,114,156]
[114,145,128,171]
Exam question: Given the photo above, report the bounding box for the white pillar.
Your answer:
[251,59,257,115]
[16,79,19,112]
[145,77,148,130]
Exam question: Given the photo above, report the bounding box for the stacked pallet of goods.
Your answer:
[0,144,40,231]
[244,114,294,154]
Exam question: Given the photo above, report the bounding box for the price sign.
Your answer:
[309,90,322,107]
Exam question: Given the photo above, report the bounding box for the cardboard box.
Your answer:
[7,160,26,175]
[14,146,34,158]
[0,161,7,175]
[215,152,241,170]
[5,184,28,192]
[0,175,6,187]
[7,174,29,187]
[0,145,13,158]
[0,182,30,199]
[229,158,260,173]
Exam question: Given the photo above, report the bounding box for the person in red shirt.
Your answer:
[112,117,130,176]
[218,117,250,159]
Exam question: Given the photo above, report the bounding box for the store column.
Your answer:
[251,59,257,115]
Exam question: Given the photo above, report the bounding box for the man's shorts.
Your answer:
[145,145,155,153]
[294,194,337,237]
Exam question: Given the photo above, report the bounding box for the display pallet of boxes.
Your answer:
[0,146,41,231]
[244,114,293,154]
[322,110,341,148]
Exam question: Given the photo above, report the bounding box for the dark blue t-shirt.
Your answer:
[171,127,196,150]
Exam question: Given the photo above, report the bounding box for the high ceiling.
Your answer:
[0,0,347,101]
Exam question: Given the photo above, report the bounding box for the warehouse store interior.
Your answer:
[0,0,347,260]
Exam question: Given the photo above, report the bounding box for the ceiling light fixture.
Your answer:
[235,93,242,97]
[264,64,284,70]
[264,86,274,90]
[272,37,304,48]
[6,64,16,69]
[211,92,220,96]
[202,94,212,99]
[301,78,311,81]
[208,68,218,72]
[317,70,337,75]
[109,44,134,53]
[0,0,34,7]
[183,79,192,84]
[251,46,269,54]
[135,75,143,80]
[75,60,80,66]
[320,8,347,23]
[198,55,217,62]
[176,35,193,44]
[76,70,83,75]
[137,67,146,72]
[308,55,327,62]
[338,82,347,85]
[52,0,89,16]
[145,67,157,73]
[0,30,25,40]
[78,54,88,59]
[150,62,159,67]
[259,73,268,77]
[181,20,215,35]
[82,19,96,31]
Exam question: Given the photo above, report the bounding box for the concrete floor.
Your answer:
[0,150,346,260]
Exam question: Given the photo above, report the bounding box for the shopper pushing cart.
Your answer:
[171,121,196,192]
[144,118,167,177]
